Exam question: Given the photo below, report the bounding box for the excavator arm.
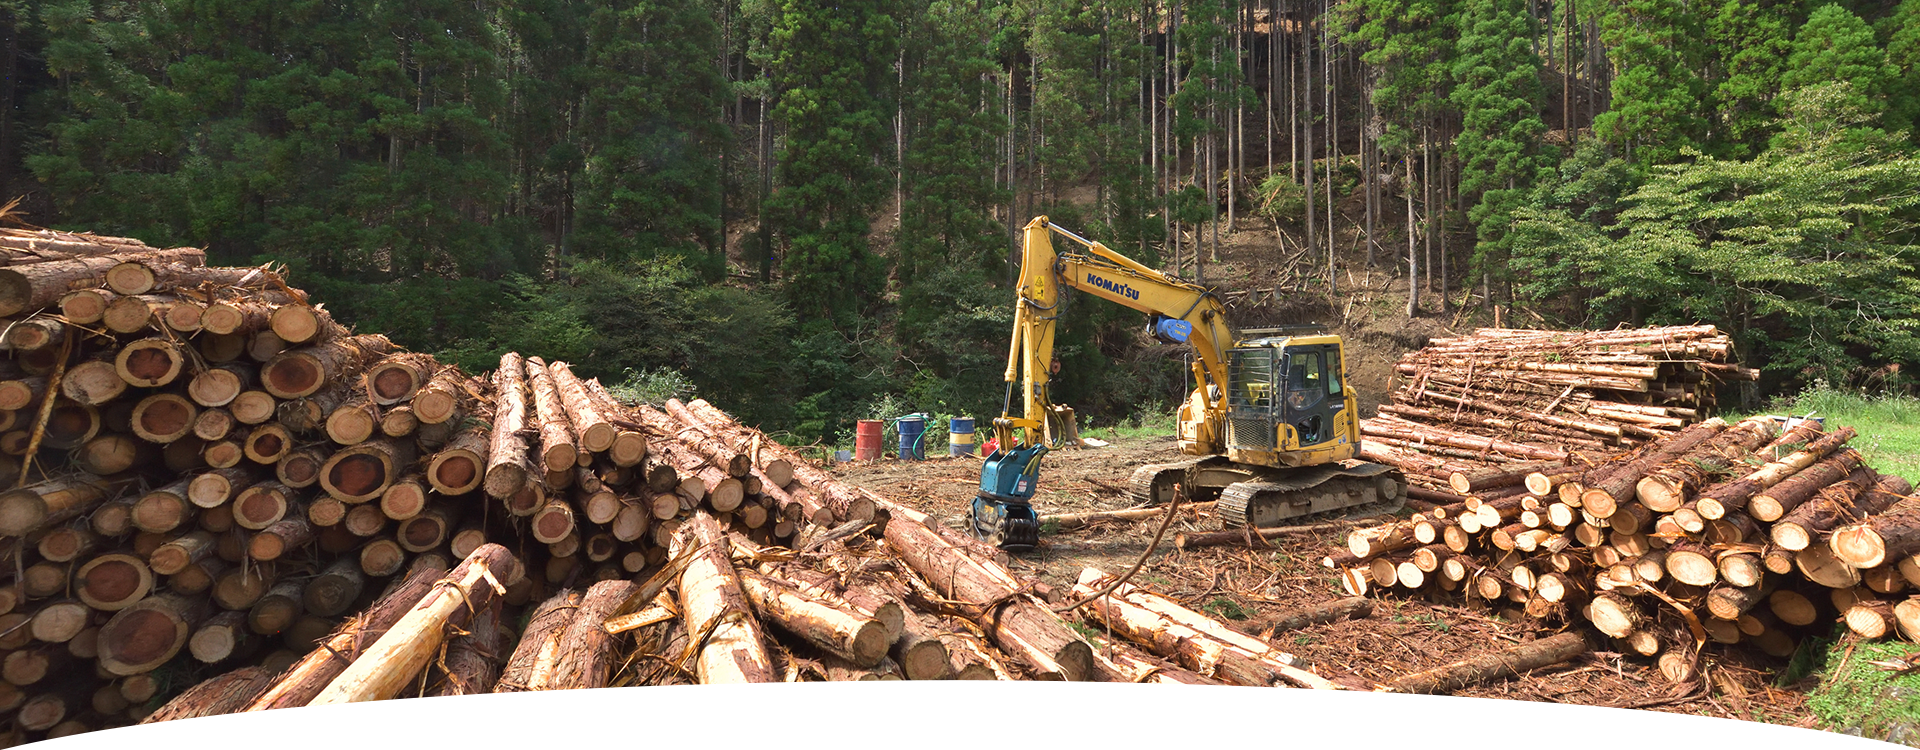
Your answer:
[972,216,1234,550]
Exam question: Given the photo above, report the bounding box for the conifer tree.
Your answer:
[1594,0,1709,165]
[1449,0,1550,292]
[573,0,730,276]
[1709,0,1803,158]
[1781,4,1891,121]
[765,0,899,323]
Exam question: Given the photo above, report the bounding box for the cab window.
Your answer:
[1288,352,1324,392]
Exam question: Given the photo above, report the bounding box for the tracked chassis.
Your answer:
[1128,457,1407,527]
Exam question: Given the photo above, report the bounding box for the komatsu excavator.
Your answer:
[971,217,1408,550]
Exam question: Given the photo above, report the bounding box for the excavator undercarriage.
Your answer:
[1129,457,1407,528]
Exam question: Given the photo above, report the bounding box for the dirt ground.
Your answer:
[827,435,1820,728]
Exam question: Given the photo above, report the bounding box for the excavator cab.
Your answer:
[1224,328,1353,465]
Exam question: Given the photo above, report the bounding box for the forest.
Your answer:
[0,0,1914,443]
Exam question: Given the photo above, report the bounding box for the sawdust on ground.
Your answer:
[828,435,1816,728]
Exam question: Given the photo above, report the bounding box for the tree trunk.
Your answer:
[1638,419,1805,512]
[142,666,279,724]
[1750,450,1863,522]
[412,368,467,425]
[98,593,213,675]
[738,569,890,666]
[0,248,205,315]
[430,599,505,697]
[546,361,616,454]
[1070,568,1332,689]
[319,438,416,504]
[427,426,488,496]
[1771,468,1891,551]
[1696,427,1856,519]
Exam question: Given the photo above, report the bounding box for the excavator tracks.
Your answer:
[1132,457,1405,528]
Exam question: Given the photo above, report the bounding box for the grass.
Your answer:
[1745,385,1920,484]
[1095,410,1181,442]
[1803,633,1920,744]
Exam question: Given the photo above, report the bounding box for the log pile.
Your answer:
[1363,325,1759,496]
[1332,414,1920,678]
[0,228,1336,743]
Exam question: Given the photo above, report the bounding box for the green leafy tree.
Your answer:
[765,0,898,324]
[1513,83,1920,384]
[1780,4,1891,122]
[1880,0,1920,135]
[1709,0,1803,158]
[1449,0,1551,289]
[572,0,730,276]
[1595,0,1710,165]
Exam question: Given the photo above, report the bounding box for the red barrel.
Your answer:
[854,420,883,460]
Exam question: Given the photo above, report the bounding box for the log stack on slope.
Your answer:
[1331,413,1920,676]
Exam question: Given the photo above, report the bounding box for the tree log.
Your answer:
[522,356,580,470]
[738,568,890,666]
[307,544,519,704]
[98,593,213,675]
[673,511,777,684]
[0,475,110,537]
[1070,569,1331,689]
[1635,417,1781,511]
[244,555,451,710]
[485,353,534,499]
[430,599,505,697]
[0,248,204,316]
[1750,450,1863,522]
[260,334,396,399]
[495,589,584,693]
[141,666,277,724]
[1772,468,1892,551]
[1580,419,1729,517]
[1696,427,1857,519]
[319,437,415,504]
[1383,632,1588,694]
[545,579,640,690]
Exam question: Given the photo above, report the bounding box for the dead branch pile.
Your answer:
[0,230,1336,743]
[1331,415,1920,682]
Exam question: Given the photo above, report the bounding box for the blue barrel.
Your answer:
[949,417,977,456]
[896,415,927,461]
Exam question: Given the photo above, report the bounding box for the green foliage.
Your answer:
[1805,634,1920,743]
[1879,0,1920,136]
[1764,382,1920,483]
[1449,0,1552,282]
[1513,83,1920,389]
[606,368,700,406]
[1348,0,1454,156]
[1710,0,1804,158]
[1596,0,1710,165]
[766,0,898,323]
[1781,4,1892,122]
[1202,597,1251,621]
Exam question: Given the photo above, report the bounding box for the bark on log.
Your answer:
[524,356,579,471]
[1696,427,1857,520]
[307,544,519,704]
[1751,450,1864,522]
[427,426,488,496]
[260,334,396,399]
[268,303,335,345]
[1383,632,1589,694]
[0,248,203,316]
[1580,419,1729,517]
[430,599,504,697]
[545,579,640,690]
[494,590,584,693]
[140,666,278,724]
[737,569,890,666]
[686,399,795,487]
[672,512,777,684]
[1070,569,1332,689]
[98,593,213,675]
[1635,417,1782,511]
[107,258,260,296]
[546,361,615,454]
[1832,479,1920,569]
[1771,468,1891,552]
[319,437,415,504]
[0,475,110,537]
[484,353,534,499]
[412,367,467,426]
[244,555,451,710]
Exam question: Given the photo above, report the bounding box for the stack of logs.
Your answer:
[1363,325,1760,497]
[1333,414,1920,681]
[0,228,1352,745]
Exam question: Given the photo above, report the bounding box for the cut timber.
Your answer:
[1047,502,1215,532]
[98,593,213,675]
[201,299,273,336]
[1451,461,1565,495]
[363,352,435,406]
[1845,600,1896,638]
[62,360,125,405]
[302,558,368,618]
[1769,589,1820,627]
[260,334,396,399]
[1750,450,1862,522]
[107,258,258,296]
[77,553,154,611]
[673,512,777,683]
[641,625,718,750]
[1580,419,1729,517]
[249,580,306,635]
[412,368,466,425]
[307,544,518,704]
[130,393,197,443]
[1896,598,1920,641]
[1384,632,1589,694]
[1830,477,1920,569]
[249,516,314,561]
[892,613,951,680]
[245,555,450,710]
[141,666,277,724]
[1105,644,1282,750]
[324,395,377,445]
[1772,469,1891,551]
[115,338,186,387]
[1071,569,1332,689]
[1797,544,1863,589]
[872,497,1090,680]
[1697,427,1856,519]
[188,610,251,663]
[1256,597,1374,633]
[548,360,616,453]
[686,399,793,486]
[525,356,579,470]
[665,399,751,476]
[495,590,584,692]
[268,304,333,345]
[244,423,293,465]
[1637,418,1787,511]
[427,599,504,697]
[545,579,639,690]
[952,632,1075,750]
[380,476,429,521]
[427,426,488,495]
[484,352,534,499]
[319,437,415,503]
[737,569,890,666]
[0,248,204,316]
[0,475,109,537]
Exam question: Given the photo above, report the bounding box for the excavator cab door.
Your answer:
[1280,345,1342,449]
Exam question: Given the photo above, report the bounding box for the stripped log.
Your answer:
[1383,632,1589,694]
[672,512,777,683]
[245,555,450,710]
[484,353,534,499]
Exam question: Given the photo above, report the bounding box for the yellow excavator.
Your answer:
[971,217,1408,550]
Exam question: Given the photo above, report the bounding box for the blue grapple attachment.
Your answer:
[970,443,1048,551]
